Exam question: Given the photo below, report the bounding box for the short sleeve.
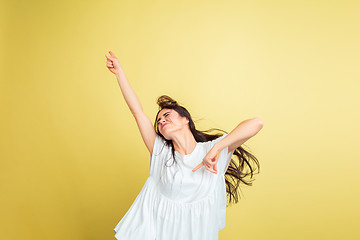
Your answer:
[149,134,166,179]
[209,134,235,175]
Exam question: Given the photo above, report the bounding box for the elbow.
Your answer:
[253,117,264,130]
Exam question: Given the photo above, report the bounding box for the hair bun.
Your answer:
[157,95,178,109]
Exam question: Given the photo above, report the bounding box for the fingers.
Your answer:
[106,60,113,67]
[192,162,203,172]
[105,51,115,60]
[109,51,116,57]
[204,159,217,174]
[192,162,217,174]
[106,50,118,60]
[213,163,217,172]
[105,52,114,68]
[105,54,113,61]
[106,58,113,65]
[205,163,217,173]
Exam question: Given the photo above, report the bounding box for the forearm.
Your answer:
[115,69,143,115]
[214,118,263,153]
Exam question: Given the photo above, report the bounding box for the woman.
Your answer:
[105,51,263,240]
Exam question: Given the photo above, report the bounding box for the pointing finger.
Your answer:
[192,162,204,172]
[205,165,216,174]
[109,51,116,57]
[213,163,217,172]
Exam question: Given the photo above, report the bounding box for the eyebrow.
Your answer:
[157,111,170,122]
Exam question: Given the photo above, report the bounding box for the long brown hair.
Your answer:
[153,95,260,206]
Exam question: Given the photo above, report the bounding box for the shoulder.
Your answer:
[150,135,171,177]
[152,134,169,157]
[200,133,228,153]
[211,133,228,143]
[206,133,228,146]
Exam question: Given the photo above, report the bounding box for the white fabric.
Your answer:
[113,134,235,240]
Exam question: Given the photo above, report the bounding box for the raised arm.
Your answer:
[105,51,157,155]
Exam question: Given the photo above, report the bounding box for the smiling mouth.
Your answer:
[162,123,168,128]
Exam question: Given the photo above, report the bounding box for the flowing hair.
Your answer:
[153,95,260,207]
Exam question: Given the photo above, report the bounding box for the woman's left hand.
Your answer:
[192,147,220,174]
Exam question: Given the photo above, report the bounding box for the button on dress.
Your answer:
[113,134,235,240]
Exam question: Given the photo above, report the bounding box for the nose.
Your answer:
[160,120,167,127]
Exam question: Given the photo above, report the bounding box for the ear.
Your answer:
[181,116,189,125]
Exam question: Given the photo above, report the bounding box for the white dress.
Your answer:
[113,133,235,240]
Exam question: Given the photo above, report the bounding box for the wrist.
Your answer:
[213,142,225,154]
[115,69,124,76]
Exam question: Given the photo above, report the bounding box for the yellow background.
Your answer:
[1,0,359,239]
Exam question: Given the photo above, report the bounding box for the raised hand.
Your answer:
[105,51,123,75]
[192,147,220,174]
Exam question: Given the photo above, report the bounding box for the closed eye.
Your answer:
[157,113,169,123]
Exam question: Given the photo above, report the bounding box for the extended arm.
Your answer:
[115,69,143,115]
[106,51,157,155]
[115,70,157,154]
